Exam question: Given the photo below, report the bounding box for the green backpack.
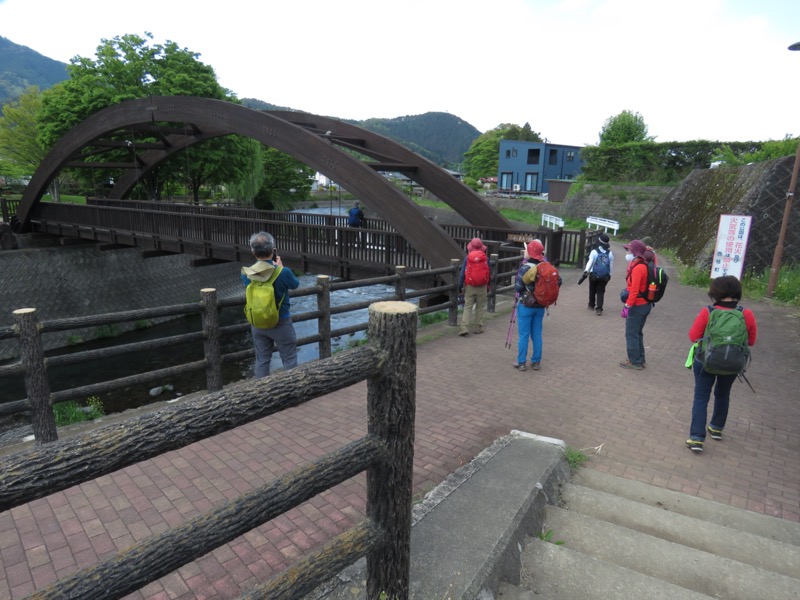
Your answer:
[244,266,284,329]
[698,305,750,375]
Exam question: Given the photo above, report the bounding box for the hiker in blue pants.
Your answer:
[513,240,546,372]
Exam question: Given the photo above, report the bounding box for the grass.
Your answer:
[538,528,565,545]
[419,310,449,327]
[564,446,587,471]
[53,396,104,426]
[677,262,800,306]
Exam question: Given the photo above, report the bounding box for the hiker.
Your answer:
[513,239,561,371]
[641,236,659,265]
[458,237,490,336]
[619,239,651,370]
[347,201,364,228]
[241,231,300,378]
[581,233,613,315]
[685,276,757,452]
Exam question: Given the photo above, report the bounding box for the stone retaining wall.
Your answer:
[0,243,244,360]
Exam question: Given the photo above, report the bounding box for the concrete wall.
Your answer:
[0,243,245,360]
[630,156,800,273]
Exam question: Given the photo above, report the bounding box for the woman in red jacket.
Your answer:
[620,240,651,370]
[685,276,757,452]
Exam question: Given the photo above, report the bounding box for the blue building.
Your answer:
[497,140,585,195]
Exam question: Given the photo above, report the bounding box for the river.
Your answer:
[0,206,417,417]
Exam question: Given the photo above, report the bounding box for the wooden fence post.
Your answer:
[449,258,461,326]
[487,252,498,313]
[366,301,417,600]
[394,266,407,301]
[200,288,222,392]
[578,228,588,268]
[316,275,332,359]
[13,308,57,444]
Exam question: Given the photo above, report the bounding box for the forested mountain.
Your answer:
[0,37,479,169]
[0,36,68,105]
[242,98,479,169]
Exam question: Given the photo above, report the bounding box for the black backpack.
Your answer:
[639,260,668,304]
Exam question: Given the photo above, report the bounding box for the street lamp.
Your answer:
[765,41,800,297]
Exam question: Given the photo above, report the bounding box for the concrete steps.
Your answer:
[501,469,800,600]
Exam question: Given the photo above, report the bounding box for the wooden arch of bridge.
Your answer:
[15,96,511,269]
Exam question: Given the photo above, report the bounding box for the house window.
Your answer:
[505,150,511,159]
[524,172,539,191]
[548,149,558,165]
[566,151,575,162]
[500,172,514,190]
[527,149,540,164]
[512,148,517,157]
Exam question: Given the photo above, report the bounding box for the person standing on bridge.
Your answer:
[347,201,364,228]
[241,231,300,378]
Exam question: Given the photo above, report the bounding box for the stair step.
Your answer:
[560,483,800,579]
[497,581,537,600]
[574,469,800,546]
[521,538,712,599]
[544,505,800,600]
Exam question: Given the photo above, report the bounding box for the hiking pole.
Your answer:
[738,372,756,394]
[505,297,518,349]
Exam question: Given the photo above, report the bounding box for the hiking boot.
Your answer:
[459,331,469,337]
[707,425,723,440]
[587,304,595,310]
[530,362,541,371]
[595,308,603,315]
[685,439,704,452]
[619,360,643,370]
[513,362,527,371]
[474,325,484,334]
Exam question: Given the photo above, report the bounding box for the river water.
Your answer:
[0,206,419,417]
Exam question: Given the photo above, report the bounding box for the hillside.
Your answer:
[241,100,479,169]
[0,37,479,169]
[0,36,68,105]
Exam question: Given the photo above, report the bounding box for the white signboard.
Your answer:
[710,214,752,280]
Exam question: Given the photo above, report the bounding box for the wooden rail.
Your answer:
[0,302,418,599]
[3,260,522,441]
[0,199,598,276]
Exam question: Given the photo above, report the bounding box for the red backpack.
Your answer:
[464,250,490,286]
[533,261,560,307]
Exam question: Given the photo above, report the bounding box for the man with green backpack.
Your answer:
[241,231,300,378]
[685,276,757,453]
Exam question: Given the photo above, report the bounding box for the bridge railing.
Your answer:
[2,261,487,442]
[0,302,419,599]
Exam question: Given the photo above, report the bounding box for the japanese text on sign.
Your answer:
[711,215,752,280]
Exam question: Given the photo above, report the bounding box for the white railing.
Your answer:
[541,214,565,230]
[586,216,619,235]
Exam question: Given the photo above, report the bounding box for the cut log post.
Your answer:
[449,258,461,326]
[13,308,57,444]
[316,275,332,359]
[200,288,222,392]
[394,265,407,301]
[488,252,498,313]
[366,301,418,600]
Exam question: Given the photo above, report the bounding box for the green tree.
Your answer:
[36,33,261,202]
[714,135,799,166]
[253,147,315,210]
[598,110,652,147]
[0,86,65,199]
[462,123,543,180]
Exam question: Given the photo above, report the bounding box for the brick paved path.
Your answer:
[1,242,798,599]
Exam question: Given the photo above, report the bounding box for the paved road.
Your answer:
[1,241,798,599]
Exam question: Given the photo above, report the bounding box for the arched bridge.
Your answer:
[15,96,512,270]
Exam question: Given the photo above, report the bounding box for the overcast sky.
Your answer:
[2,0,799,147]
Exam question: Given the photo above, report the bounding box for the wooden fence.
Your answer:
[1,258,529,443]
[0,301,418,599]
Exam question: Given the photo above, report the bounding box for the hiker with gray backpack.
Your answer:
[685,275,757,453]
[579,233,614,315]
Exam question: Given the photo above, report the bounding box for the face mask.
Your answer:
[625,253,634,262]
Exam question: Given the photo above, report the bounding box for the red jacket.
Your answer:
[688,304,757,346]
[624,259,649,307]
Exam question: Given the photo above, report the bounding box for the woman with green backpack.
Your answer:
[685,276,757,453]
